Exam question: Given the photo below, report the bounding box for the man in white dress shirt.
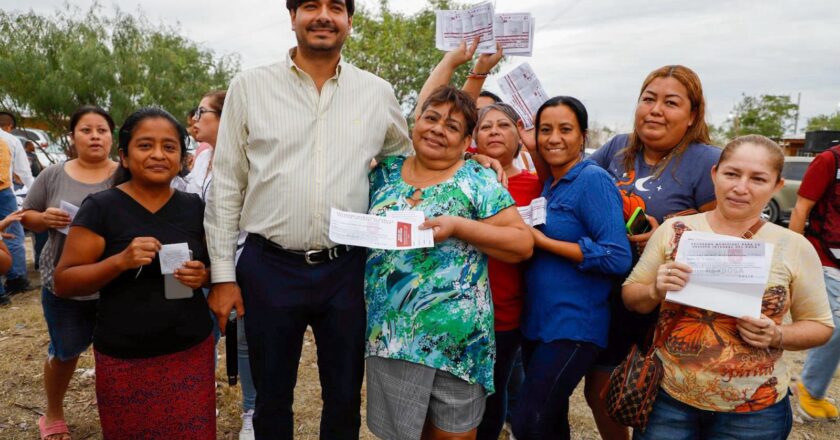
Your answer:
[204,1,411,438]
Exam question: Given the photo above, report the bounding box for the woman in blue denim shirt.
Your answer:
[513,97,633,440]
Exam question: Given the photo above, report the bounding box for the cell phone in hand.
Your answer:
[626,207,652,235]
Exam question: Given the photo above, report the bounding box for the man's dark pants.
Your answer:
[237,235,366,439]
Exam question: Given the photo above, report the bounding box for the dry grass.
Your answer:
[1,243,838,439]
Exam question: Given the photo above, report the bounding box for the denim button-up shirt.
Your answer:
[523,160,632,348]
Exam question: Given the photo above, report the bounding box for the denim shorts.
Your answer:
[42,286,97,361]
[635,388,793,440]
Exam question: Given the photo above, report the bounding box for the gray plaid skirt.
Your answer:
[365,356,486,439]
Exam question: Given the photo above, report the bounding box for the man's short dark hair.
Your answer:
[0,111,17,129]
[287,0,355,16]
[478,90,502,104]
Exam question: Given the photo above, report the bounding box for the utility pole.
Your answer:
[793,92,801,134]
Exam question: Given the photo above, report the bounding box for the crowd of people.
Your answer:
[1,1,838,440]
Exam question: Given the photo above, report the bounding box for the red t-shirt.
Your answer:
[488,170,542,331]
[798,149,839,268]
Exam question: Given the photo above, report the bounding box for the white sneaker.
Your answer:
[239,409,255,440]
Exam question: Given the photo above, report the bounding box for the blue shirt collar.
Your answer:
[546,158,593,187]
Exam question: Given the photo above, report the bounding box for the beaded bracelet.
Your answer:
[467,70,489,79]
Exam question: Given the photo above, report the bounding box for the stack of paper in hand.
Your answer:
[497,63,549,130]
[435,2,535,56]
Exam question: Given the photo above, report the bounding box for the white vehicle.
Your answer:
[13,128,67,165]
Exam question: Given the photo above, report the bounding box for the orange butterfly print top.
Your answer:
[624,213,833,412]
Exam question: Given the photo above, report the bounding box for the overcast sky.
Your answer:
[4,0,839,133]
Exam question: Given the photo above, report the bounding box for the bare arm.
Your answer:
[461,44,503,100]
[518,125,550,182]
[54,226,160,297]
[422,206,533,263]
[623,261,693,314]
[789,196,816,234]
[738,315,832,351]
[531,227,582,263]
[21,208,70,233]
[416,39,479,122]
[0,240,11,274]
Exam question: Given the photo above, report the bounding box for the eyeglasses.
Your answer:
[193,107,220,121]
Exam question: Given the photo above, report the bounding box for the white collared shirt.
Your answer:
[205,48,411,282]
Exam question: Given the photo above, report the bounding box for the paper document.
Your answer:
[666,231,774,318]
[159,243,191,275]
[517,197,546,226]
[329,208,434,250]
[435,2,497,54]
[57,200,80,235]
[498,63,549,129]
[494,13,534,56]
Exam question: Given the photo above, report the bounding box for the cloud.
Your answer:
[4,0,838,133]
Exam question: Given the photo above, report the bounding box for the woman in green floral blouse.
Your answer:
[364,86,533,440]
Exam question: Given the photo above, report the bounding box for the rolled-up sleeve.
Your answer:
[575,170,632,275]
[205,74,250,283]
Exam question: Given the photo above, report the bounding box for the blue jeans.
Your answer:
[512,339,600,440]
[0,188,26,294]
[507,348,524,421]
[801,266,840,399]
[237,315,257,412]
[34,230,48,269]
[238,235,365,440]
[476,328,522,440]
[635,389,792,440]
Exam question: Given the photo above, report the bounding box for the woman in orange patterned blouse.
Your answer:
[622,135,833,439]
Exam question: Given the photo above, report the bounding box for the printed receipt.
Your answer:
[517,197,546,226]
[159,243,191,274]
[329,208,434,250]
[667,231,774,318]
[435,1,497,54]
[494,13,535,56]
[498,63,549,130]
[57,200,80,235]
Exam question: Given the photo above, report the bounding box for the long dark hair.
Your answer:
[113,107,188,187]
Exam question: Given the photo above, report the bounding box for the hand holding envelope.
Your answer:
[663,231,774,319]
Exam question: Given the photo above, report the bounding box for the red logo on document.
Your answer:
[396,222,412,247]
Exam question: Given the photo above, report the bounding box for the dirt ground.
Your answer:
[1,241,838,439]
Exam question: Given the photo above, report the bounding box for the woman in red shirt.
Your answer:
[473,102,543,440]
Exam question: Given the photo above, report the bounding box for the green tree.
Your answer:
[708,123,729,147]
[345,0,501,114]
[0,4,238,151]
[806,112,840,131]
[725,94,798,139]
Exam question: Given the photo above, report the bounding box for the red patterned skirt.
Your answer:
[94,336,216,439]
